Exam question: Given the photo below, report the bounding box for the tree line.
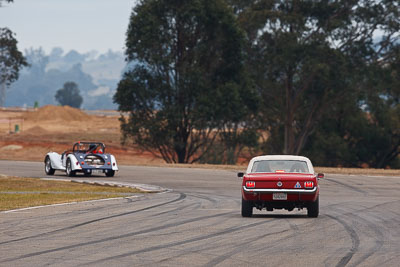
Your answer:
[114,0,399,168]
[0,1,123,110]
[1,0,398,167]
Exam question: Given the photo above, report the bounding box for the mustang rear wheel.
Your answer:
[307,196,319,218]
[66,159,76,177]
[241,198,253,217]
[44,156,55,175]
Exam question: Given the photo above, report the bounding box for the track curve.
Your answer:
[0,161,399,266]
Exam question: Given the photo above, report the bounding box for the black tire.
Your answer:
[105,170,115,177]
[44,156,55,175]
[307,196,319,218]
[66,159,76,177]
[241,198,253,217]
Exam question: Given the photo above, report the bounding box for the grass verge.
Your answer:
[0,175,143,211]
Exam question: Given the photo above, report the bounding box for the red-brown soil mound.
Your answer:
[25,126,48,134]
[24,105,89,121]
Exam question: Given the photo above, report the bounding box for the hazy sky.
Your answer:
[0,0,136,54]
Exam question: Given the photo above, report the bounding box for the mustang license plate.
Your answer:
[273,192,287,200]
[92,169,103,174]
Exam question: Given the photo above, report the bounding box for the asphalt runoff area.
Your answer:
[1,161,399,266]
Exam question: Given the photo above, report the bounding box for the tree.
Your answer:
[303,60,400,169]
[24,47,49,78]
[49,47,64,61]
[55,81,83,108]
[0,1,27,107]
[0,0,13,6]
[7,49,99,108]
[0,27,28,106]
[366,53,400,168]
[115,0,254,163]
[356,50,400,168]
[232,0,400,156]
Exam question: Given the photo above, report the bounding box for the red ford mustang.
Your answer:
[238,155,323,217]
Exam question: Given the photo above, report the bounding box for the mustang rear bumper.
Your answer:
[242,186,317,194]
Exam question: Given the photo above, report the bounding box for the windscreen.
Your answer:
[73,143,105,153]
[251,160,309,173]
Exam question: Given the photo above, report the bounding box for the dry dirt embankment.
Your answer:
[0,105,161,164]
[1,106,399,176]
[23,105,90,122]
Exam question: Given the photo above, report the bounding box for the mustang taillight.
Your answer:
[246,181,256,188]
[304,181,314,188]
[76,162,79,166]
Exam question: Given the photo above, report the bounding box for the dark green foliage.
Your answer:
[303,49,400,168]
[0,27,28,106]
[115,0,399,167]
[55,82,83,108]
[232,0,400,168]
[201,128,259,164]
[115,0,257,163]
[0,1,27,107]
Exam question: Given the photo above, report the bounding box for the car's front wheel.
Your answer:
[66,159,76,177]
[307,196,319,218]
[44,156,55,175]
[241,198,253,217]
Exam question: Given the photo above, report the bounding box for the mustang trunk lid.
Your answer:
[245,173,315,189]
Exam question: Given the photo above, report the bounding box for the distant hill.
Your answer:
[6,47,128,110]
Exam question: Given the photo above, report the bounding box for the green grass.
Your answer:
[0,176,143,211]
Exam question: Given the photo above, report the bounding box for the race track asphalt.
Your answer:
[0,160,399,266]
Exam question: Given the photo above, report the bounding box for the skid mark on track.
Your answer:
[83,219,274,265]
[0,210,235,263]
[333,207,385,267]
[326,215,360,267]
[187,193,219,204]
[324,178,367,195]
[0,192,186,246]
[323,199,400,220]
[285,218,304,254]
[377,254,400,266]
[204,228,289,266]
[247,216,325,256]
[151,203,200,217]
[158,225,287,267]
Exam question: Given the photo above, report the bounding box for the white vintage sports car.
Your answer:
[44,141,118,177]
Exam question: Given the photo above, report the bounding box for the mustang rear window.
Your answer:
[251,160,309,173]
